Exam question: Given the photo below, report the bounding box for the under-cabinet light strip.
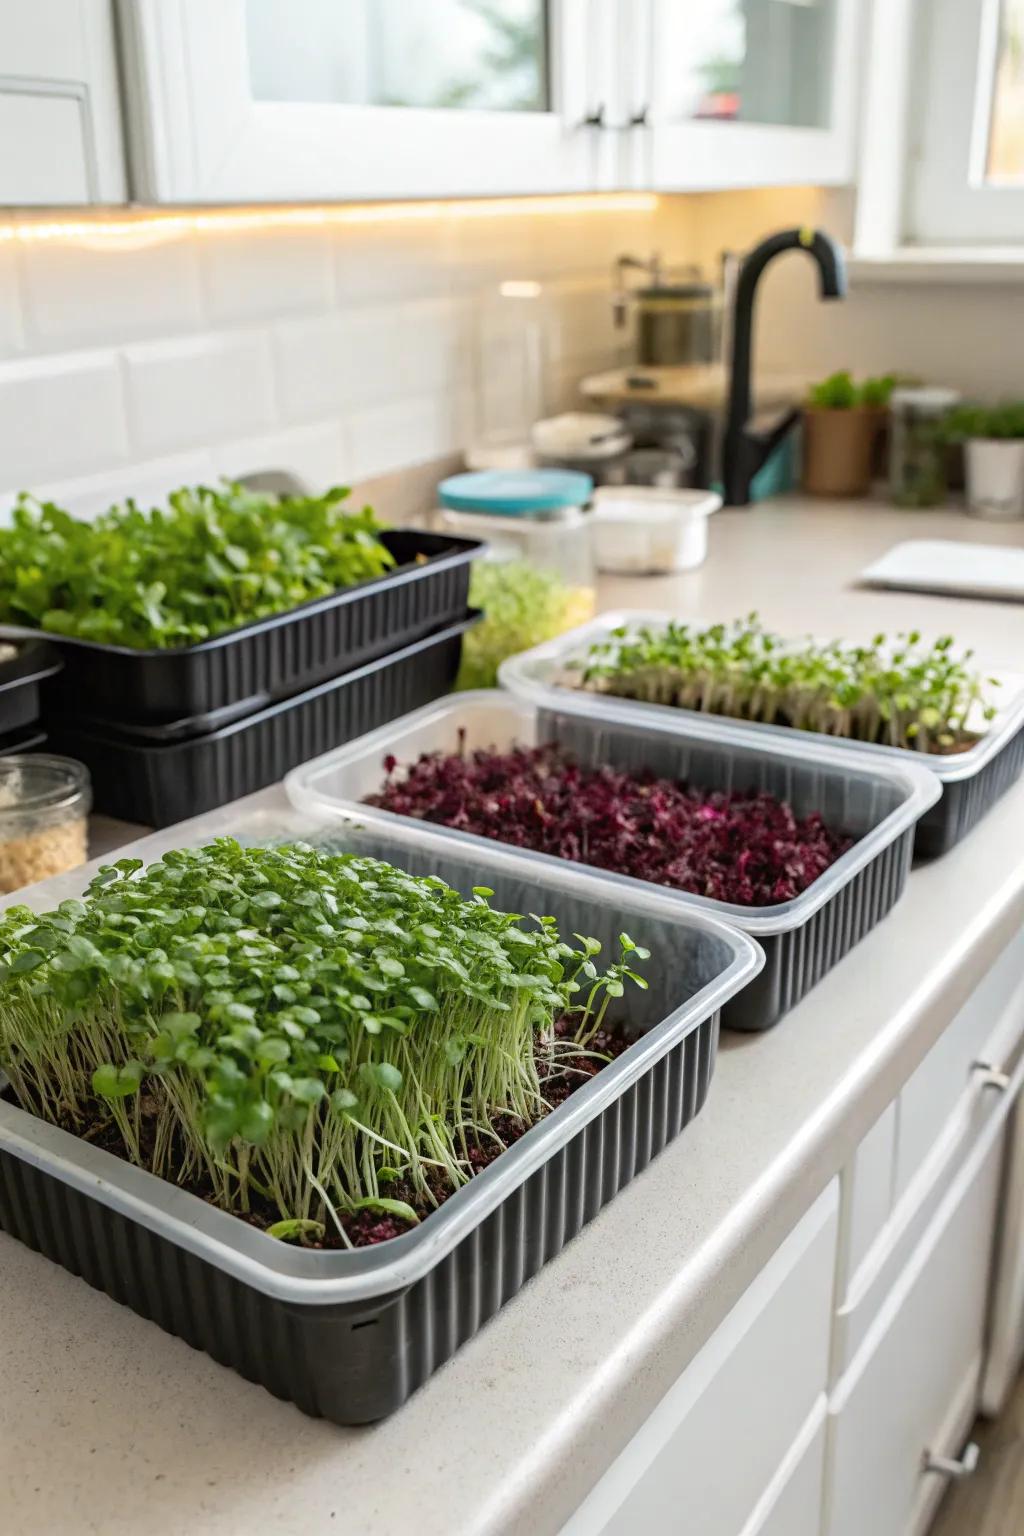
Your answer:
[0,193,659,247]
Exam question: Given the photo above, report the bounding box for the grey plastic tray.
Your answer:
[498,611,1024,857]
[286,691,940,1030]
[0,794,761,1424]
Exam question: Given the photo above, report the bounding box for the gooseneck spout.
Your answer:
[722,227,847,507]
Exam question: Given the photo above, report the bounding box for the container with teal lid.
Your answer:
[438,468,594,522]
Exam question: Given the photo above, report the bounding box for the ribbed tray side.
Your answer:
[52,624,470,828]
[36,534,477,725]
[915,719,1024,857]
[725,830,914,1030]
[0,1013,718,1425]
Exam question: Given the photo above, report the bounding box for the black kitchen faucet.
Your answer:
[721,227,847,506]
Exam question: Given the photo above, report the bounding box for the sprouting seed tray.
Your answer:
[498,610,1024,857]
[0,791,762,1425]
[285,690,940,1031]
[0,640,62,737]
[47,614,478,829]
[0,529,481,729]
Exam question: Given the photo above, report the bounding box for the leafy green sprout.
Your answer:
[805,371,900,410]
[576,614,998,754]
[0,481,395,650]
[456,560,594,691]
[0,839,648,1246]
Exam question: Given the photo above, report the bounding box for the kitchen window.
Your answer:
[858,0,1024,265]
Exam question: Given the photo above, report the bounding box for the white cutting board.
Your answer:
[860,539,1024,602]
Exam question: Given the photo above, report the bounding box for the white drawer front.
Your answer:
[562,1183,838,1536]
[832,932,1024,1377]
[826,1119,1007,1536]
[896,929,1024,1201]
[740,1398,827,1536]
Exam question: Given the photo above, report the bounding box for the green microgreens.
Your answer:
[0,839,646,1245]
[0,481,394,650]
[456,560,593,690]
[577,614,999,754]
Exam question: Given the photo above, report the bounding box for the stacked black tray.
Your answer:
[0,640,61,755]
[15,530,482,827]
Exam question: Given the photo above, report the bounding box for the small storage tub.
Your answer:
[591,487,721,574]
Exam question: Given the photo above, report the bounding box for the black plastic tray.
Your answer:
[49,615,478,828]
[2,530,480,728]
[0,640,61,736]
[0,805,761,1423]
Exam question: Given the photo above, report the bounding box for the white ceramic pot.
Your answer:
[965,438,1024,520]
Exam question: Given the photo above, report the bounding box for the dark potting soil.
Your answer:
[4,1023,628,1252]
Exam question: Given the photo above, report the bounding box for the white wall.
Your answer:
[4,186,1021,523]
[664,185,1024,399]
[0,202,661,518]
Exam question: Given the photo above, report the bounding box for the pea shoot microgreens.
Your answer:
[0,481,394,650]
[578,615,999,754]
[0,839,648,1245]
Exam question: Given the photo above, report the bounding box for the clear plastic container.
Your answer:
[889,387,960,508]
[285,690,938,944]
[438,505,595,588]
[0,754,91,894]
[591,486,721,574]
[497,611,1024,856]
[0,786,760,1422]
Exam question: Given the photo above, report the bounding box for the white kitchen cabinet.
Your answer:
[117,0,609,204]
[831,932,1024,1377]
[825,1104,1013,1536]
[560,1183,838,1536]
[0,0,126,205]
[634,0,863,192]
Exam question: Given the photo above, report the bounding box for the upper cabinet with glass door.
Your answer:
[118,0,613,202]
[619,0,862,191]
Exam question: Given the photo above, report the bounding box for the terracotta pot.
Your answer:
[801,406,879,498]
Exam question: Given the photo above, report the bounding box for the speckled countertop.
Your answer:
[3,500,1024,1536]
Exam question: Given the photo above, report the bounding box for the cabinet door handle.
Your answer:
[582,104,606,128]
[922,1442,981,1480]
[630,104,650,127]
[973,1059,1011,1092]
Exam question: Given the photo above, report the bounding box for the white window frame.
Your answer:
[118,0,607,203]
[854,0,1024,276]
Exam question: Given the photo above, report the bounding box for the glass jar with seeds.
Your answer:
[0,755,91,894]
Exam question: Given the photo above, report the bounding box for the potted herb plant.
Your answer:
[802,372,896,498]
[945,402,1024,520]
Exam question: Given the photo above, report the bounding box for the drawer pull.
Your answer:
[922,1442,981,1480]
[972,1060,1011,1092]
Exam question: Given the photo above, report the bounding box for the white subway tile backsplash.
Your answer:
[344,297,474,405]
[0,350,127,491]
[0,450,218,524]
[200,227,335,325]
[18,233,203,349]
[546,278,622,365]
[0,236,24,359]
[0,206,664,511]
[211,420,347,494]
[333,223,455,302]
[272,311,350,424]
[345,388,475,483]
[122,331,276,457]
